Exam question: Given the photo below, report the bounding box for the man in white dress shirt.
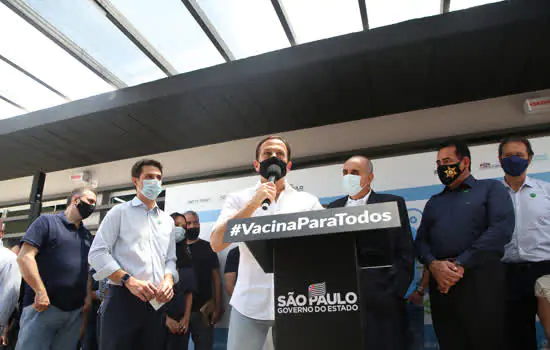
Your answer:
[210,136,323,350]
[499,137,550,350]
[89,159,178,350]
[0,219,21,348]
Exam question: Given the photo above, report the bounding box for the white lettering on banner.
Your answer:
[229,210,393,237]
[277,282,360,315]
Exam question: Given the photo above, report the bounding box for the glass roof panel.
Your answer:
[109,0,225,73]
[23,0,166,86]
[0,2,113,101]
[280,0,363,44]
[197,0,291,59]
[0,60,66,112]
[0,99,25,121]
[365,0,441,29]
[450,0,505,11]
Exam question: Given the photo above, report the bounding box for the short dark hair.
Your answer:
[170,212,187,222]
[255,136,292,161]
[498,136,534,157]
[66,187,96,206]
[439,139,472,170]
[183,210,199,220]
[131,159,163,179]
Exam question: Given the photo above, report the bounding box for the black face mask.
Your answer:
[186,227,200,241]
[259,157,288,180]
[437,162,462,186]
[76,200,96,220]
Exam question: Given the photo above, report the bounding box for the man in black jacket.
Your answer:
[328,155,414,350]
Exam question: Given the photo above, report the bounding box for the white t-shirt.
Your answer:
[213,181,323,320]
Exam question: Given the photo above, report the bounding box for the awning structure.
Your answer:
[1,0,549,181]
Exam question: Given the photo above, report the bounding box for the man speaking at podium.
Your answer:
[210,136,323,350]
[328,155,415,350]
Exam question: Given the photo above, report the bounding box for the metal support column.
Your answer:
[28,171,45,227]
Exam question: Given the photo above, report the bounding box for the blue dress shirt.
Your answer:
[415,176,515,268]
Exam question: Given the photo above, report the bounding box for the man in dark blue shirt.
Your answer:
[415,140,514,350]
[15,188,96,350]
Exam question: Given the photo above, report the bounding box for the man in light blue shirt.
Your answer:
[89,159,178,350]
[0,219,21,348]
[499,137,550,350]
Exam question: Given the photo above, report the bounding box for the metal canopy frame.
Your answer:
[1,0,126,89]
[181,0,235,62]
[271,0,297,46]
[0,94,26,111]
[0,0,493,112]
[0,54,68,101]
[358,0,369,30]
[441,0,452,13]
[93,0,177,76]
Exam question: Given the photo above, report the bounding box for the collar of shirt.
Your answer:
[131,196,159,214]
[346,190,372,207]
[58,212,86,230]
[442,175,476,193]
[502,176,534,192]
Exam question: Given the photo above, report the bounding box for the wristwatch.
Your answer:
[120,273,131,287]
[416,285,426,296]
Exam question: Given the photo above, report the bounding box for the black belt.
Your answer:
[504,260,550,270]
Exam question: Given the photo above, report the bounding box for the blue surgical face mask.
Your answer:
[141,179,163,200]
[174,226,186,243]
[342,174,365,197]
[501,155,529,177]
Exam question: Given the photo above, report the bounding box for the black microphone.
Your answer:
[262,164,283,210]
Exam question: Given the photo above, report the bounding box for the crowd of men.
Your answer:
[0,134,549,350]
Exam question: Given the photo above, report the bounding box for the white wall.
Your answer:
[1,88,549,206]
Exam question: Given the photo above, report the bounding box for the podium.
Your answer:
[224,202,401,350]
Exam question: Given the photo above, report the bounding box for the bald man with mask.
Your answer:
[328,156,414,350]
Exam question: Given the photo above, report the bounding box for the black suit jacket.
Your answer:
[328,191,415,299]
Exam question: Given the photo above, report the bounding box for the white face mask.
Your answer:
[174,226,186,243]
[141,179,163,201]
[342,174,365,197]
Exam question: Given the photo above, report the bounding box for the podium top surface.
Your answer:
[223,202,400,243]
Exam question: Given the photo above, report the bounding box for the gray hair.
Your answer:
[366,158,374,173]
[348,155,374,173]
